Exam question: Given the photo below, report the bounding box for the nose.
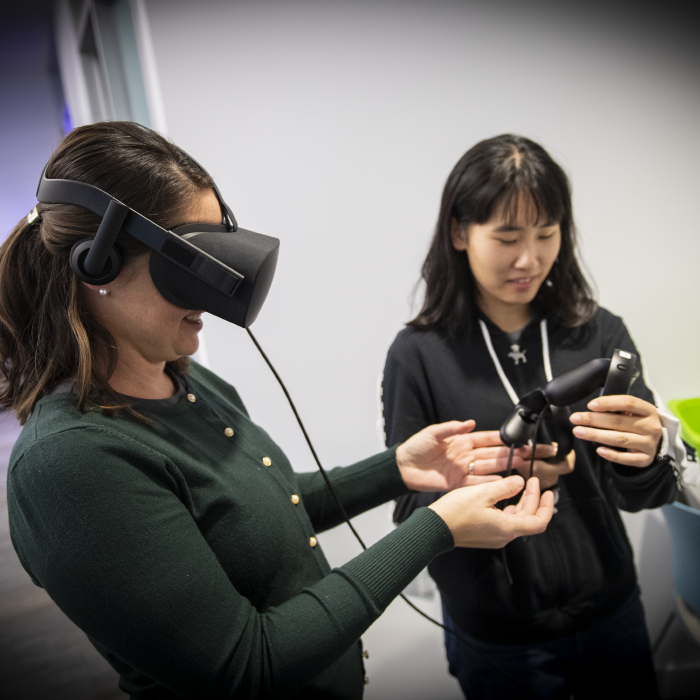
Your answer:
[513,242,537,269]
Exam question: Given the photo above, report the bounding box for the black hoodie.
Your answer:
[382,307,678,644]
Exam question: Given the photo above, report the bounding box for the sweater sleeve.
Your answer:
[295,447,411,532]
[596,311,679,511]
[8,429,453,700]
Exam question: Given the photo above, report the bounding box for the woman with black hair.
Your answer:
[1,122,555,700]
[382,134,681,699]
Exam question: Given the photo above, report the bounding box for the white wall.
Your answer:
[145,0,700,468]
[142,0,699,692]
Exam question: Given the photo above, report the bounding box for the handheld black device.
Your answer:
[499,349,640,461]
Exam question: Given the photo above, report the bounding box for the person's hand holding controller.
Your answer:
[570,395,662,467]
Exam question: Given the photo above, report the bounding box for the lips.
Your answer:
[184,312,204,323]
[508,277,534,284]
[507,276,538,286]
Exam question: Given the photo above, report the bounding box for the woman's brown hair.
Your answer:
[0,121,215,424]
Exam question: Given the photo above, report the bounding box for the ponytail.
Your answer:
[0,121,201,424]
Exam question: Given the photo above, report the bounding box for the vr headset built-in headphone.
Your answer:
[500,349,640,461]
[36,163,279,328]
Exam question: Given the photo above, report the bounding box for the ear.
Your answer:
[451,218,469,251]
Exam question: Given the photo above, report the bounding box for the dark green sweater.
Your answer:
[7,362,453,699]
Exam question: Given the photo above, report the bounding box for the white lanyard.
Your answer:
[478,318,553,405]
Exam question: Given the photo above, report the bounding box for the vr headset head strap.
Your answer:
[36,169,244,296]
[174,151,238,233]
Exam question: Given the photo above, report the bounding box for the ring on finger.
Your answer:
[468,462,475,475]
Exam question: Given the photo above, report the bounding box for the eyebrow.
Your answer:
[494,221,557,232]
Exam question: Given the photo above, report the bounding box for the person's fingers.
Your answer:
[570,410,649,435]
[572,425,653,453]
[466,451,528,475]
[480,474,525,506]
[429,477,553,548]
[532,489,555,523]
[585,395,657,416]
[467,443,556,471]
[463,474,503,486]
[466,430,508,448]
[508,488,555,535]
[471,445,523,461]
[427,419,477,441]
[516,443,558,460]
[514,458,569,475]
[511,476,541,515]
[595,446,654,467]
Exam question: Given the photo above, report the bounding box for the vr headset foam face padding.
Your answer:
[150,224,279,328]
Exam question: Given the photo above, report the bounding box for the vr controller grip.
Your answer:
[544,358,610,407]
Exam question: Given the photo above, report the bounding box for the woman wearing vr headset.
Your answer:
[383,134,681,699]
[0,122,555,700]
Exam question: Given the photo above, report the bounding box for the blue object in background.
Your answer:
[661,502,700,644]
[0,7,66,244]
[62,102,73,137]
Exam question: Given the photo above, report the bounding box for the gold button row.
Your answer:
[186,394,236,440]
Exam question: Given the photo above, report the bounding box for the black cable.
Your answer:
[246,328,546,700]
[530,404,550,480]
[246,328,368,550]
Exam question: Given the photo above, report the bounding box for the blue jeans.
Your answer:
[442,586,658,700]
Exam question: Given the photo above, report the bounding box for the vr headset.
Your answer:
[500,349,640,461]
[36,164,279,328]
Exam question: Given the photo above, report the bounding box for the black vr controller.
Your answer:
[500,349,640,462]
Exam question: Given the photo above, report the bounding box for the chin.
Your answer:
[173,340,199,359]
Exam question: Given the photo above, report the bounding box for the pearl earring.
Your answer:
[99,288,109,296]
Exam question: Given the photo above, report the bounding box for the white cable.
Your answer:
[479,318,553,405]
[541,319,553,382]
[479,320,520,405]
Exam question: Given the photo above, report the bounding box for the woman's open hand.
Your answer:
[429,476,554,548]
[570,395,662,468]
[396,421,557,492]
